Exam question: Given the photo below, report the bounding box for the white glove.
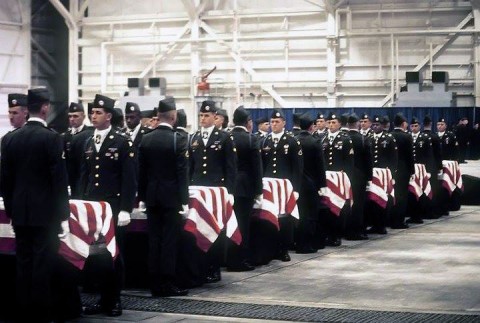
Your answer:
[58,220,70,238]
[179,204,189,219]
[293,191,299,200]
[229,194,235,205]
[254,194,263,205]
[410,174,416,181]
[138,201,146,211]
[318,187,327,197]
[118,210,131,227]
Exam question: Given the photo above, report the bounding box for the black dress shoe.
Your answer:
[227,261,255,272]
[391,223,409,229]
[296,246,318,254]
[153,283,189,297]
[345,234,369,241]
[326,238,341,247]
[107,301,122,317]
[205,269,221,283]
[275,250,291,262]
[83,303,104,315]
[366,227,387,234]
[406,218,424,224]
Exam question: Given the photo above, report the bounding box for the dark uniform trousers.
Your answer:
[0,121,71,322]
[228,127,263,267]
[78,129,137,309]
[259,132,303,259]
[180,129,237,284]
[138,125,189,292]
[390,129,414,228]
[345,130,372,237]
[439,131,461,212]
[366,132,398,231]
[295,131,326,251]
[321,132,354,243]
[407,133,433,221]
[423,130,443,218]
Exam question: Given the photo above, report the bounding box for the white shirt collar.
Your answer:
[233,125,248,132]
[201,125,215,136]
[129,123,142,141]
[271,130,285,141]
[328,130,339,139]
[259,130,268,135]
[438,131,445,137]
[159,122,173,129]
[373,132,382,139]
[72,124,85,134]
[93,126,112,148]
[28,117,47,127]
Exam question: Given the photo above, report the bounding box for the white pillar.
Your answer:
[326,10,337,107]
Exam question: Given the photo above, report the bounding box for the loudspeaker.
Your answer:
[128,78,139,88]
[432,71,448,83]
[127,78,145,96]
[148,77,167,95]
[406,71,421,83]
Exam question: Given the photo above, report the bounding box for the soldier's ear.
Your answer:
[106,112,112,121]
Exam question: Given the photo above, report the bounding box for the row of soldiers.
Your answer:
[0,90,462,320]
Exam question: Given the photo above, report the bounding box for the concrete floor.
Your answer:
[75,204,480,322]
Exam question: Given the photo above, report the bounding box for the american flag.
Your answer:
[184,186,241,252]
[252,177,299,230]
[367,167,395,209]
[322,171,352,217]
[58,200,118,270]
[408,163,432,200]
[440,160,464,195]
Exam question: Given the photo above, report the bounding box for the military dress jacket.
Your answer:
[391,128,415,177]
[369,131,398,171]
[422,129,443,173]
[321,132,354,177]
[77,129,137,213]
[261,132,304,192]
[348,130,373,181]
[411,132,433,167]
[439,131,459,161]
[138,125,189,208]
[189,128,237,193]
[295,130,326,192]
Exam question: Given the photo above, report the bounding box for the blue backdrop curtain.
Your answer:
[249,107,479,133]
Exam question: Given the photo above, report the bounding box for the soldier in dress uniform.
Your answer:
[7,93,28,129]
[255,116,269,138]
[291,112,302,136]
[345,113,371,240]
[294,113,326,252]
[138,98,189,297]
[313,113,327,140]
[175,108,189,140]
[78,94,137,317]
[422,115,443,218]
[366,115,398,235]
[259,108,303,261]
[227,106,262,271]
[407,117,433,224]
[340,113,350,133]
[124,102,150,149]
[188,100,237,283]
[390,113,414,229]
[321,113,354,246]
[360,113,373,137]
[214,108,229,131]
[1,88,70,322]
[112,107,126,133]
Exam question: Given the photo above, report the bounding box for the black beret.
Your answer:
[327,112,340,121]
[372,115,382,123]
[340,113,349,125]
[423,115,432,124]
[28,88,50,106]
[141,110,153,118]
[299,113,314,130]
[93,94,115,113]
[87,102,93,114]
[68,102,84,113]
[381,115,390,125]
[176,109,187,128]
[200,100,217,113]
[8,93,27,107]
[411,117,420,125]
[316,113,325,120]
[256,116,268,124]
[393,113,406,126]
[438,117,447,123]
[270,108,285,119]
[125,102,140,114]
[293,112,302,123]
[158,97,176,113]
[348,113,359,124]
[216,108,228,118]
[114,107,123,118]
[233,106,251,125]
[361,113,371,120]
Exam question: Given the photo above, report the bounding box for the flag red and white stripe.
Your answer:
[441,160,464,195]
[0,208,15,254]
[252,177,299,230]
[408,163,432,200]
[184,186,241,253]
[367,167,395,209]
[58,200,118,270]
[322,171,352,217]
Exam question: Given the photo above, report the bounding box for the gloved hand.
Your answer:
[254,194,263,205]
[58,220,70,238]
[293,191,299,200]
[229,194,235,205]
[366,181,373,190]
[179,204,189,219]
[118,210,131,227]
[318,187,327,197]
[138,201,146,211]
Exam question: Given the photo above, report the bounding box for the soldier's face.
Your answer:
[8,106,28,128]
[199,112,215,128]
[437,122,446,132]
[410,123,420,134]
[214,115,225,129]
[258,122,270,132]
[328,119,341,132]
[270,118,285,133]
[91,108,112,130]
[125,112,141,129]
[316,119,325,130]
[371,122,383,134]
[149,116,159,129]
[360,119,371,130]
[68,112,85,128]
